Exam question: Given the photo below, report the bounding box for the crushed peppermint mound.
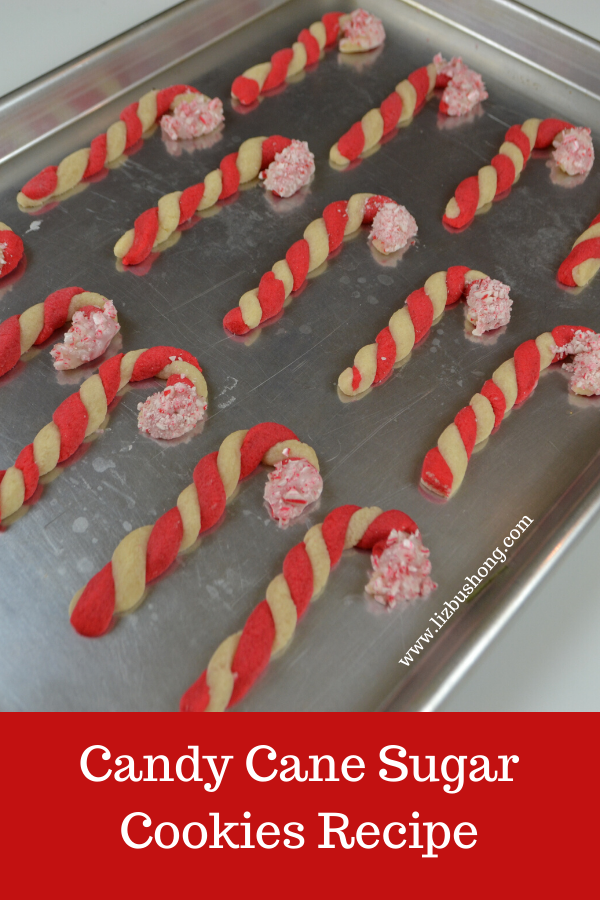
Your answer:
[137,378,206,440]
[260,139,315,198]
[433,53,467,81]
[160,94,224,141]
[466,277,512,336]
[552,127,595,176]
[339,8,386,52]
[51,300,120,370]
[365,529,437,608]
[370,202,418,254]
[442,67,488,116]
[264,454,323,528]
[552,330,600,395]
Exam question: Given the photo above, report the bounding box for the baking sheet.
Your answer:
[1,0,600,711]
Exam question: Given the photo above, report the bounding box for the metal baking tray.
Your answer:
[1,0,599,711]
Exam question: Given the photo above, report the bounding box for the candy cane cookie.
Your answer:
[329,55,486,167]
[223,194,417,335]
[69,423,320,637]
[231,10,385,107]
[443,118,584,229]
[114,135,304,267]
[0,287,115,379]
[0,223,25,280]
[420,325,594,499]
[0,347,206,525]
[338,266,499,396]
[16,85,203,209]
[558,212,600,287]
[180,504,433,712]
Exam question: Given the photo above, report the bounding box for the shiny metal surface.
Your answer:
[1,0,599,711]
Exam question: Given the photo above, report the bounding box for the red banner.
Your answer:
[2,713,592,895]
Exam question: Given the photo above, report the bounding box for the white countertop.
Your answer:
[1,0,599,710]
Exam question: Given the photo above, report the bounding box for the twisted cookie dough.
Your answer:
[558,212,600,288]
[231,13,349,106]
[420,325,591,499]
[0,347,206,524]
[0,222,25,279]
[17,85,201,208]
[443,117,573,229]
[180,504,418,712]
[114,135,298,266]
[70,423,319,637]
[223,193,398,334]
[0,287,111,379]
[339,266,486,396]
[330,61,438,166]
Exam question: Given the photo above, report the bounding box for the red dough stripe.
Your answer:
[83,134,108,178]
[322,505,361,567]
[98,354,123,405]
[262,48,295,93]
[374,327,396,384]
[178,183,205,224]
[505,125,531,164]
[14,445,39,501]
[443,176,479,229]
[323,12,343,45]
[261,135,293,168]
[239,423,297,478]
[299,29,320,66]
[380,91,403,135]
[481,379,506,430]
[534,118,572,148]
[358,510,417,548]
[0,316,23,378]
[120,102,143,149]
[323,201,348,252]
[408,66,430,108]
[180,671,210,713]
[454,405,477,459]
[130,346,200,381]
[421,447,454,498]
[21,166,58,201]
[145,506,184,583]
[123,207,160,267]
[491,153,516,194]
[406,288,434,343]
[53,392,89,462]
[219,153,241,199]
[446,266,471,303]
[514,339,541,404]
[337,122,365,162]
[557,238,600,287]
[286,240,310,291]
[194,452,226,533]
[282,542,314,618]
[156,85,199,117]
[70,563,116,638]
[229,601,276,706]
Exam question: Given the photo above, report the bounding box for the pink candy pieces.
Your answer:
[339,8,386,52]
[554,330,600,396]
[160,94,224,141]
[365,529,437,608]
[259,139,315,198]
[51,300,120,370]
[369,202,418,254]
[552,127,595,177]
[263,455,323,528]
[441,67,488,117]
[466,277,512,336]
[137,378,206,440]
[433,53,467,83]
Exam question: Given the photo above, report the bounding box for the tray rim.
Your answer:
[2,0,600,712]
